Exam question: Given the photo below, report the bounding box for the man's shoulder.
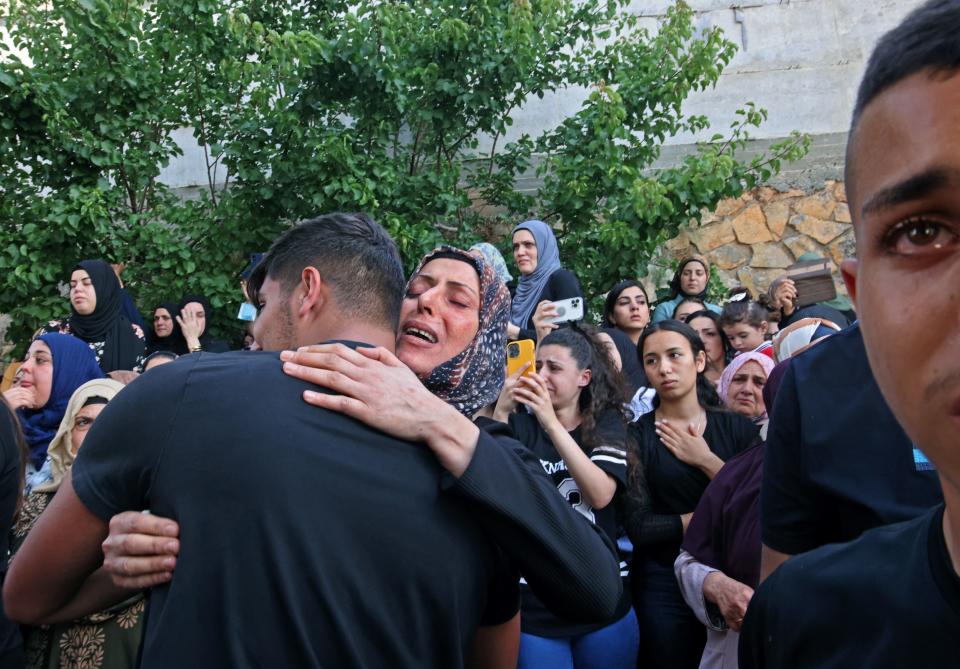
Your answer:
[762,507,936,602]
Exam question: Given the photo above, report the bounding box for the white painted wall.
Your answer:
[148,0,931,188]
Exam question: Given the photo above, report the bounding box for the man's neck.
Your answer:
[940,475,960,576]
[298,325,397,353]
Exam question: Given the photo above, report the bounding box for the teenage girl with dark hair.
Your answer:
[494,325,638,669]
[717,300,773,358]
[602,280,651,346]
[684,310,733,384]
[625,320,759,669]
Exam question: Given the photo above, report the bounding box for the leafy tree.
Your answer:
[0,0,808,355]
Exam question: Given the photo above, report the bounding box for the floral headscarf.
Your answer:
[413,246,510,417]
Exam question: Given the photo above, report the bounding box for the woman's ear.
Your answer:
[759,321,770,336]
[578,367,592,389]
[695,350,707,373]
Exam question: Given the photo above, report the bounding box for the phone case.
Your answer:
[507,339,536,377]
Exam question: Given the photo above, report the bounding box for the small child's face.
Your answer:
[723,323,767,354]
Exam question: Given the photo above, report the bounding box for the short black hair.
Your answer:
[247,212,405,330]
[847,1,960,183]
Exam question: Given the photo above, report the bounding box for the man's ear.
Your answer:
[299,266,326,318]
[840,259,859,312]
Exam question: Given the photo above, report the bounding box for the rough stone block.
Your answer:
[732,205,772,244]
[828,230,857,266]
[711,243,752,270]
[756,187,780,203]
[834,202,852,223]
[715,197,746,218]
[833,181,847,203]
[690,221,736,252]
[765,201,791,239]
[783,233,824,260]
[751,242,793,269]
[665,230,691,252]
[789,214,848,245]
[737,267,785,299]
[794,192,837,220]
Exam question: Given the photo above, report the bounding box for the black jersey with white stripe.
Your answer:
[508,409,632,637]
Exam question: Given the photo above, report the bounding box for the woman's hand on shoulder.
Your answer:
[282,344,480,476]
[281,344,450,443]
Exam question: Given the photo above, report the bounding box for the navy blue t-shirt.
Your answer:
[761,323,942,555]
[741,504,960,668]
[72,346,517,668]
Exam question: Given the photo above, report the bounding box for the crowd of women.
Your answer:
[0,217,853,668]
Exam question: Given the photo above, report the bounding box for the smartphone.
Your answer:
[547,297,584,324]
[507,339,536,377]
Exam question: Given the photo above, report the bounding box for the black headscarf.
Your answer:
[667,255,711,301]
[176,294,230,353]
[145,302,184,354]
[68,259,145,372]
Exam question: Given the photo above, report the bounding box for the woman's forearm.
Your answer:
[544,422,617,509]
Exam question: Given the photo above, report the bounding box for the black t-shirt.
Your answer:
[740,504,960,668]
[628,410,759,565]
[72,345,517,669]
[507,410,631,637]
[0,406,23,658]
[761,323,942,555]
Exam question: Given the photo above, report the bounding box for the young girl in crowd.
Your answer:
[494,326,637,669]
[509,220,583,341]
[2,333,104,489]
[37,260,146,373]
[625,321,759,669]
[717,300,773,358]
[684,310,732,385]
[603,280,651,346]
[651,256,721,324]
[11,378,144,668]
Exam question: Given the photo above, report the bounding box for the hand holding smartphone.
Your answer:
[506,339,536,377]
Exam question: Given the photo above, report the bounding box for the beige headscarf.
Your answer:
[33,378,124,494]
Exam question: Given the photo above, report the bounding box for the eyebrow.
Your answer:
[414,273,479,298]
[861,167,960,217]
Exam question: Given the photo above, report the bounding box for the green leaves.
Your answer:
[0,0,807,357]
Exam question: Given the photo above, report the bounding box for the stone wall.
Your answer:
[658,180,853,300]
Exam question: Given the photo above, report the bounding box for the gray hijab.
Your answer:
[510,220,562,329]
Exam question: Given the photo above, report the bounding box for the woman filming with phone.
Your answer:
[508,220,584,341]
[493,325,637,669]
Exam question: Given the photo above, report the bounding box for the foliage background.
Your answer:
[0,0,808,354]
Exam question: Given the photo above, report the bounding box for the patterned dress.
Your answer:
[35,320,146,372]
[10,493,145,669]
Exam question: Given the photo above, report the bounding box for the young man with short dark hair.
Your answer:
[3,213,524,667]
[741,1,960,665]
